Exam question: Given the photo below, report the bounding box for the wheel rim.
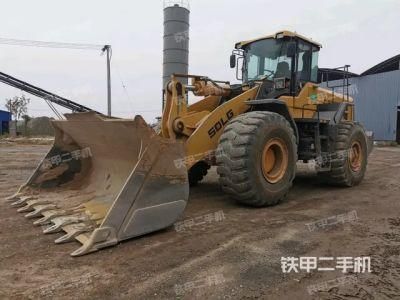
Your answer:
[349,141,363,172]
[261,138,289,184]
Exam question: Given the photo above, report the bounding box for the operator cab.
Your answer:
[231,31,321,97]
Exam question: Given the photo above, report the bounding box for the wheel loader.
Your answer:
[6,30,372,256]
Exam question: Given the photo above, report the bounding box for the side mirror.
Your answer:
[287,42,297,57]
[230,54,236,68]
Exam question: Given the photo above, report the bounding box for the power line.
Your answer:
[0,37,104,50]
[112,59,135,114]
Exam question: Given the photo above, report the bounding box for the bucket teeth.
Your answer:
[71,245,92,257]
[5,193,24,202]
[43,215,87,234]
[11,196,35,207]
[17,205,34,213]
[33,210,67,226]
[54,223,93,244]
[24,204,57,219]
[17,200,50,212]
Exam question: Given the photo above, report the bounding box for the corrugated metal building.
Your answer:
[319,55,400,142]
[0,109,11,135]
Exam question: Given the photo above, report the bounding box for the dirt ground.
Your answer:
[0,142,399,300]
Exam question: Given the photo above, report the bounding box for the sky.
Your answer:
[0,0,399,122]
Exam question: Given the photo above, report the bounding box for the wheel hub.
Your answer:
[349,141,362,172]
[261,138,288,184]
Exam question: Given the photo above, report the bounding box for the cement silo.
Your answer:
[163,0,190,92]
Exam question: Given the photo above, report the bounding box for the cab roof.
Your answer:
[235,30,322,49]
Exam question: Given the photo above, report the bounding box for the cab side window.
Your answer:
[297,42,312,82]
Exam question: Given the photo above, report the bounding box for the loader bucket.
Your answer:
[6,112,189,256]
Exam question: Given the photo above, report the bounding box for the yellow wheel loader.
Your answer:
[7,31,373,256]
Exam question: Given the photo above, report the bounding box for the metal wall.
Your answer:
[0,110,11,135]
[163,1,190,90]
[321,70,400,141]
[0,110,11,122]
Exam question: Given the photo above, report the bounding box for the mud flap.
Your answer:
[6,112,189,256]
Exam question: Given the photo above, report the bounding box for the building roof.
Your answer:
[318,54,400,83]
[235,30,322,49]
[317,68,359,83]
[361,54,400,76]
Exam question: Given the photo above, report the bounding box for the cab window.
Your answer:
[297,41,319,83]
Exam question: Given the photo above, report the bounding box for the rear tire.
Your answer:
[318,122,368,186]
[216,111,297,207]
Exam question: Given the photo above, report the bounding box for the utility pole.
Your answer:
[102,45,112,116]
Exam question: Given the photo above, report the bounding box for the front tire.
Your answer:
[216,111,297,207]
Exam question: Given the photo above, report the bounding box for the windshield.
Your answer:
[243,38,292,82]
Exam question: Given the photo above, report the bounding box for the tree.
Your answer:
[5,95,30,121]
